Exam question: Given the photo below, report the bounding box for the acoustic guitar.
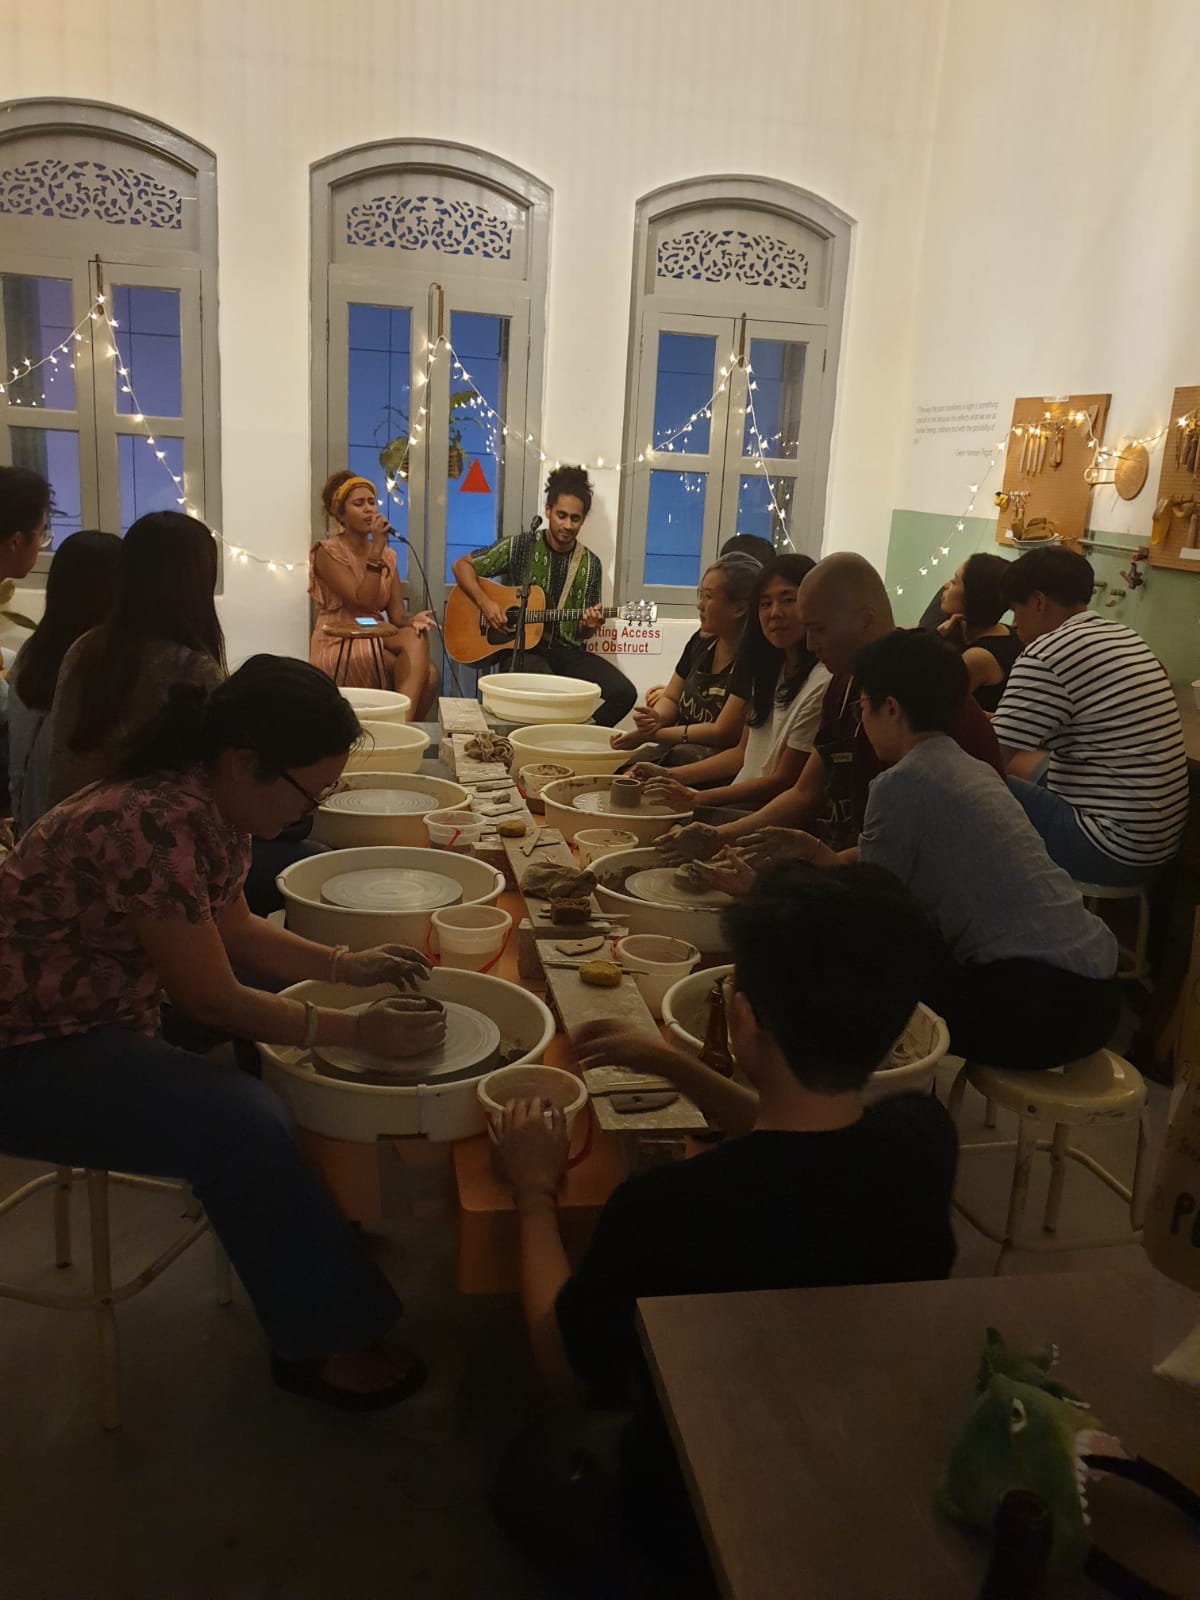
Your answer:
[443,577,658,665]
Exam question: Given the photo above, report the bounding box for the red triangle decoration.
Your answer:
[460,457,491,494]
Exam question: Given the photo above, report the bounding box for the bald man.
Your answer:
[662,553,1003,861]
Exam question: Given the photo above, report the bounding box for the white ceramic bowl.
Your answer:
[311,772,470,849]
[275,845,504,952]
[339,686,412,725]
[616,933,701,1020]
[591,846,730,953]
[345,721,430,774]
[575,827,640,868]
[662,965,950,1104]
[258,972,555,1143]
[478,1063,589,1140]
[541,774,691,847]
[481,672,602,725]
[508,723,654,779]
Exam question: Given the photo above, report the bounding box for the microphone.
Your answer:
[528,513,543,534]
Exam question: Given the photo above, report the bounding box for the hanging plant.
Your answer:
[374,389,489,482]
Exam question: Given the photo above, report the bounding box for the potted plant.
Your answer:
[375,390,487,483]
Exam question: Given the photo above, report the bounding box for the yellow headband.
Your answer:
[330,475,376,515]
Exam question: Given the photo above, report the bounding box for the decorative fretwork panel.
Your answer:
[656,228,809,291]
[345,193,513,259]
[0,157,183,229]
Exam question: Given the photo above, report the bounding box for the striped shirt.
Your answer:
[992,611,1188,867]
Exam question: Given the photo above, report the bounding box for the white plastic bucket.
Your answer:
[478,1063,589,1143]
[432,904,513,971]
[426,808,486,849]
[615,933,702,1020]
[575,827,639,867]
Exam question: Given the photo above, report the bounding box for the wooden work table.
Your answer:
[638,1268,1200,1600]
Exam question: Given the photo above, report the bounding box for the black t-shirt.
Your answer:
[554,1094,957,1559]
[967,628,1023,714]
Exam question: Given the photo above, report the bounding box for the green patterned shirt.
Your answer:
[469,531,601,647]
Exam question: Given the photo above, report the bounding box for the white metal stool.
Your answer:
[1075,880,1151,982]
[946,1051,1151,1274]
[0,1167,232,1429]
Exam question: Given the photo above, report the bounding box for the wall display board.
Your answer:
[994,393,1110,547]
[1149,386,1200,573]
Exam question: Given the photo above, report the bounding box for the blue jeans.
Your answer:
[1006,777,1157,888]
[0,1029,401,1362]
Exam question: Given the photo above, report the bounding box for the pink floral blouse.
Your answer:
[0,769,252,1047]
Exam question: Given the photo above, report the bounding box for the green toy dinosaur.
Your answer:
[939,1328,1125,1574]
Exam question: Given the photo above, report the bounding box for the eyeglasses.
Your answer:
[278,771,341,813]
[38,525,53,550]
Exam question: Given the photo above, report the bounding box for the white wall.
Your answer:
[2,0,949,668]
[898,0,1200,537]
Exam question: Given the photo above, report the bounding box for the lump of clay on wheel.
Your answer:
[674,860,714,892]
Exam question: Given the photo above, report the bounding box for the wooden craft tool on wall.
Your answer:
[1149,385,1200,574]
[995,393,1110,547]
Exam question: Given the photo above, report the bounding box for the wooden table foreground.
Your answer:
[638,1269,1200,1600]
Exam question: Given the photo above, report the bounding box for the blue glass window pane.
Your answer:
[644,470,705,588]
[651,333,714,455]
[346,301,412,578]
[112,286,182,419]
[9,427,81,550]
[118,434,185,531]
[445,310,508,582]
[735,474,795,550]
[742,339,805,459]
[1,274,77,411]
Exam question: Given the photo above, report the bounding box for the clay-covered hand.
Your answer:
[336,944,432,992]
[355,996,447,1059]
[630,762,669,784]
[704,847,757,897]
[575,1020,689,1084]
[656,822,721,863]
[408,609,438,637]
[495,1097,569,1204]
[739,827,836,869]
[643,775,695,813]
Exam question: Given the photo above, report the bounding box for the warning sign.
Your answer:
[585,621,663,658]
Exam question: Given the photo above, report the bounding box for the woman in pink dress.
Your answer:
[308,471,438,719]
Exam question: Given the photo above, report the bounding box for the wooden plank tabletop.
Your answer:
[638,1269,1200,1600]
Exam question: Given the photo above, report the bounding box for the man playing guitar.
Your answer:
[450,465,636,727]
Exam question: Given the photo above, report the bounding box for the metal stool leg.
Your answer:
[86,1171,120,1431]
[371,635,388,690]
[997,1118,1037,1275]
[1042,1123,1070,1233]
[54,1166,73,1268]
[332,638,350,685]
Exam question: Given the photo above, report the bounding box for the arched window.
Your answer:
[618,177,850,614]
[0,98,220,569]
[311,140,550,620]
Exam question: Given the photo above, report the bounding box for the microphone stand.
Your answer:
[510,513,543,672]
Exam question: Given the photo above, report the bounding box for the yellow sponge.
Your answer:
[579,959,622,988]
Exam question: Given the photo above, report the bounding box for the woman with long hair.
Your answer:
[309,472,438,720]
[937,552,1021,712]
[0,656,441,1409]
[8,529,122,834]
[43,510,226,807]
[611,554,760,764]
[636,555,831,816]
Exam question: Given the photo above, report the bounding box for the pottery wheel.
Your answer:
[573,790,683,819]
[312,1000,501,1085]
[319,868,463,912]
[625,867,733,909]
[322,788,438,817]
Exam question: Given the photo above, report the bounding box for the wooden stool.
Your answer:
[0,1167,231,1429]
[946,1051,1151,1274]
[1075,880,1151,982]
[321,619,401,690]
